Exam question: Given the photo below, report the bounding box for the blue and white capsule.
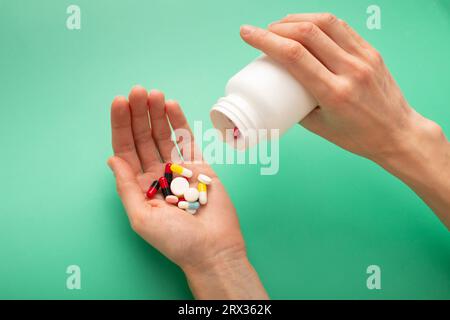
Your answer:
[178,201,200,210]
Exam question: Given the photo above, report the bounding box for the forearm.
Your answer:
[182,251,268,300]
[374,111,450,230]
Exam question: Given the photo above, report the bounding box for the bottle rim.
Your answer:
[210,94,265,150]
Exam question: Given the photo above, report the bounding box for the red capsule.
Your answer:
[146,180,160,199]
[164,163,173,184]
[233,126,240,139]
[158,176,171,197]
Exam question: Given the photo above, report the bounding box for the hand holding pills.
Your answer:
[108,86,268,299]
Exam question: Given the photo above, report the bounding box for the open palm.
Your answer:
[108,86,245,270]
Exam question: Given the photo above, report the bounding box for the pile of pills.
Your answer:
[145,163,211,215]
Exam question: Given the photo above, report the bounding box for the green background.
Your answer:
[0,0,449,299]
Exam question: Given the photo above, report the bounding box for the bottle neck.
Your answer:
[211,94,265,150]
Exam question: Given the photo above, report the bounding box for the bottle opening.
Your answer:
[210,108,248,151]
[211,94,266,150]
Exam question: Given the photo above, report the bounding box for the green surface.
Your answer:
[0,0,449,299]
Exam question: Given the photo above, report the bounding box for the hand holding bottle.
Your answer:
[240,13,450,229]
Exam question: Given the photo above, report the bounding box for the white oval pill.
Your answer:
[170,177,189,197]
[182,168,193,178]
[186,208,197,215]
[184,187,199,202]
[165,195,178,204]
[197,174,212,185]
[178,201,188,209]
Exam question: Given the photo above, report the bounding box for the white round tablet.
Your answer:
[197,174,212,185]
[170,177,189,197]
[184,187,199,202]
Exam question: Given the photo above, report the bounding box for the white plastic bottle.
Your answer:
[210,55,317,150]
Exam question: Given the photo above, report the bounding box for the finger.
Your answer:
[148,90,178,162]
[337,19,370,49]
[165,100,202,162]
[269,22,354,74]
[107,156,146,222]
[279,13,363,55]
[128,85,161,172]
[111,96,142,175]
[337,19,376,62]
[240,25,336,98]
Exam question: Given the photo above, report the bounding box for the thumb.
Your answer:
[107,156,145,218]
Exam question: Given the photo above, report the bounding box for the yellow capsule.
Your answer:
[198,182,207,205]
[198,183,207,192]
[170,163,193,178]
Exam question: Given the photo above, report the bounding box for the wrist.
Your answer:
[373,110,450,229]
[375,111,449,186]
[182,248,268,300]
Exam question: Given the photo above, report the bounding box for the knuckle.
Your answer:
[282,42,305,63]
[330,81,354,104]
[116,182,125,196]
[296,22,318,40]
[319,13,337,26]
[338,18,349,29]
[116,180,132,197]
[133,130,150,145]
[369,48,384,66]
[255,28,270,43]
[423,119,445,140]
[353,63,373,83]
[114,141,135,154]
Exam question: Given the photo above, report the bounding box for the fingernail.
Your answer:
[240,25,255,36]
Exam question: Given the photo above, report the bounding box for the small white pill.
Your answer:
[197,174,212,185]
[178,201,188,209]
[184,187,199,202]
[170,177,189,197]
[199,193,207,205]
[186,209,197,215]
